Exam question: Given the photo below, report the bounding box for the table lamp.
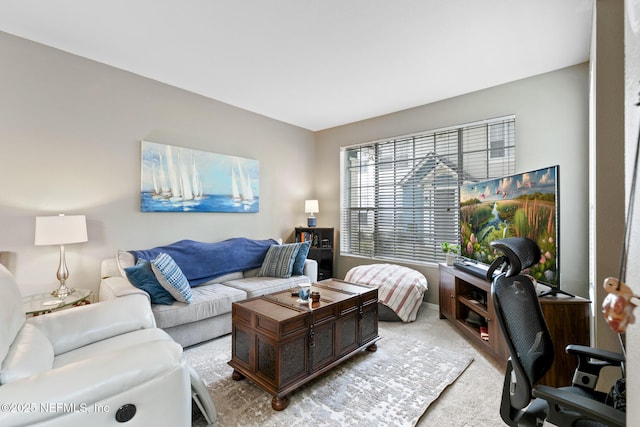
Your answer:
[35,214,88,297]
[305,200,319,227]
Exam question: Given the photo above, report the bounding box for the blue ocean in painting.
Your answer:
[141,192,259,213]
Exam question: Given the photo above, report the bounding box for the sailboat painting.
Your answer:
[140,141,259,213]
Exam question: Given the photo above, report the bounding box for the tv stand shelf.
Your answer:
[439,264,591,387]
[458,295,489,318]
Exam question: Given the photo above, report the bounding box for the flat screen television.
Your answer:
[458,165,560,290]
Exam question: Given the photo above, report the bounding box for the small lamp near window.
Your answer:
[35,214,88,298]
[304,200,319,227]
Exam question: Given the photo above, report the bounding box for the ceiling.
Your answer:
[0,0,593,131]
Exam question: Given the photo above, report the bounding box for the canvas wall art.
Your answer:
[140,140,259,213]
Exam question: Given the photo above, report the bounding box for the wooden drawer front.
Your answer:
[338,299,359,317]
[255,313,307,339]
[233,304,253,327]
[312,303,337,324]
[361,289,378,305]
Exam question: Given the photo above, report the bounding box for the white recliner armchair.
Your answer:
[0,263,211,426]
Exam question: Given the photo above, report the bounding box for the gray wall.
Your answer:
[591,0,626,355]
[315,63,590,305]
[0,32,592,307]
[0,32,315,295]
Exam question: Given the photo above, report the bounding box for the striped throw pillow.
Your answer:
[151,253,192,303]
[257,244,301,278]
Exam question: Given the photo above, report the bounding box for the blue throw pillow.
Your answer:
[124,259,175,305]
[257,243,301,278]
[291,241,311,276]
[151,253,193,303]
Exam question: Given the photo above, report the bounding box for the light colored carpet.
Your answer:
[186,304,505,426]
[185,307,475,427]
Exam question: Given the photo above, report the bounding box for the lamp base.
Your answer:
[52,283,74,298]
[307,217,317,227]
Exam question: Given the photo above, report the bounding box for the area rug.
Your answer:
[185,326,473,427]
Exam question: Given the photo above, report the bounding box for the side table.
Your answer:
[23,289,93,316]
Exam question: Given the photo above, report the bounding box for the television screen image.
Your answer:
[459,165,559,287]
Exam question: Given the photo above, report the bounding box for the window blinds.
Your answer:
[340,116,515,264]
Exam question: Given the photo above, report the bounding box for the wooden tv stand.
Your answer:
[439,264,591,387]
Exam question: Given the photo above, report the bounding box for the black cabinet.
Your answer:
[294,227,334,280]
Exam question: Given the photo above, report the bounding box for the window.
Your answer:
[340,116,515,264]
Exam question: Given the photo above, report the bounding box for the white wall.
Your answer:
[624,0,639,420]
[0,32,316,296]
[316,63,590,305]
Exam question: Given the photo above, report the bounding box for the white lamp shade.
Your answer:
[304,200,319,214]
[35,214,88,246]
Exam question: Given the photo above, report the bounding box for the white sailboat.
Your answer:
[178,150,194,201]
[231,167,242,205]
[158,153,171,198]
[192,157,204,200]
[242,172,254,206]
[151,161,161,198]
[166,145,183,202]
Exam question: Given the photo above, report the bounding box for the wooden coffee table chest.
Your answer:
[228,278,379,410]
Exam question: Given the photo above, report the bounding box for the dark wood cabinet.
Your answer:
[438,264,590,387]
[439,264,509,364]
[295,227,334,280]
[538,298,591,386]
[229,279,379,410]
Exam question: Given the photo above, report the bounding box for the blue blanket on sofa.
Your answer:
[129,238,277,286]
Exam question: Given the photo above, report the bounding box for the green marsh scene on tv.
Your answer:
[459,165,558,286]
[140,141,259,213]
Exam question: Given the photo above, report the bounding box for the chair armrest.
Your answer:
[99,275,150,302]
[0,340,185,427]
[533,385,625,427]
[566,344,625,389]
[566,344,625,364]
[27,296,156,355]
[303,258,318,282]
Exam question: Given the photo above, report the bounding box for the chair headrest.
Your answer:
[489,237,541,278]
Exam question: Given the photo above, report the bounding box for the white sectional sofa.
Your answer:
[99,238,317,347]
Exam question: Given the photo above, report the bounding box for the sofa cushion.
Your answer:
[52,327,173,368]
[193,271,243,287]
[257,243,300,278]
[151,253,192,303]
[124,260,175,305]
[223,275,310,299]
[151,283,247,329]
[291,241,311,276]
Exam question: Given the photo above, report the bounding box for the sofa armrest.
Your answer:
[0,340,186,427]
[303,259,318,282]
[27,296,156,355]
[99,275,150,302]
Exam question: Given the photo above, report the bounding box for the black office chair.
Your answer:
[488,237,626,427]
